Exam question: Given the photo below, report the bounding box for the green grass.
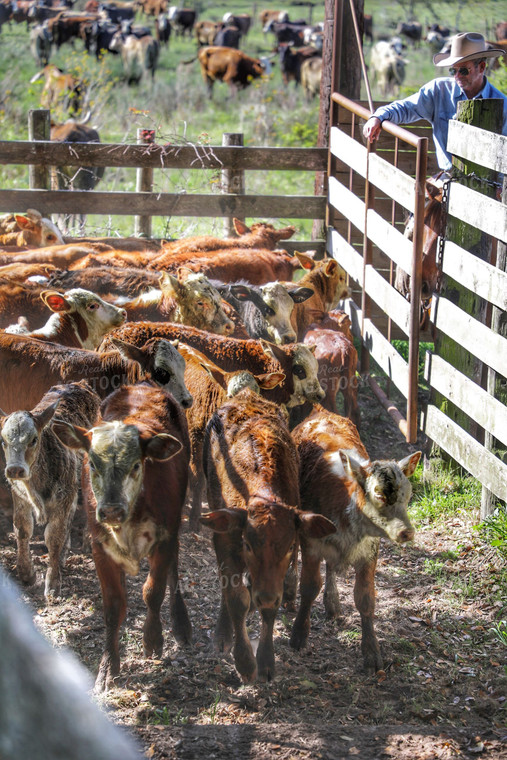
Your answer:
[409,461,482,524]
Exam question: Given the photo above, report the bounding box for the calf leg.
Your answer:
[354,554,383,672]
[145,536,191,651]
[257,608,277,682]
[323,563,343,619]
[12,495,36,586]
[43,501,75,601]
[93,541,127,692]
[290,547,321,650]
[213,533,256,683]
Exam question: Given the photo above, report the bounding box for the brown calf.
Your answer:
[290,407,420,672]
[54,383,192,690]
[100,321,325,409]
[201,390,335,682]
[286,256,350,339]
[0,210,64,248]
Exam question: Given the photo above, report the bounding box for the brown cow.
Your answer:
[0,381,100,600]
[150,218,296,260]
[100,321,326,409]
[201,390,335,682]
[176,342,284,530]
[54,382,192,690]
[196,45,272,97]
[300,54,322,99]
[0,331,190,413]
[290,407,420,672]
[194,19,218,45]
[0,209,64,248]
[30,64,83,114]
[113,270,235,334]
[46,265,161,299]
[5,288,127,349]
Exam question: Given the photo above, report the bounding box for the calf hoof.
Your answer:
[362,650,383,673]
[95,655,120,693]
[214,631,233,655]
[234,642,257,684]
[257,655,276,683]
[289,625,309,651]
[17,566,36,587]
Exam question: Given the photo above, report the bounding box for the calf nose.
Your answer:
[97,504,127,525]
[119,308,127,322]
[6,465,28,479]
[397,527,414,543]
[223,319,234,335]
[181,394,194,409]
[253,590,281,610]
[281,333,296,345]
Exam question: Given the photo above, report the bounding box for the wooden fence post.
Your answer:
[134,128,154,238]
[28,109,50,190]
[432,99,503,468]
[222,132,244,237]
[481,172,507,518]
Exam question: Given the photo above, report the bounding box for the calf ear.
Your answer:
[254,371,285,389]
[52,421,91,451]
[34,399,60,432]
[228,284,254,302]
[297,511,337,539]
[233,218,250,236]
[323,259,338,277]
[159,271,180,293]
[339,451,368,487]
[259,339,288,367]
[398,451,421,477]
[142,433,182,461]
[200,508,247,533]
[289,286,314,303]
[40,290,70,312]
[294,251,315,270]
[14,215,36,232]
[109,337,146,366]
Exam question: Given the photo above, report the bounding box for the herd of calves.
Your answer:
[0,209,420,691]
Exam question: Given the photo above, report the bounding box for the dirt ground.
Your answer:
[1,380,506,760]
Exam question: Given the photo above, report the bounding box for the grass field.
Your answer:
[0,0,506,236]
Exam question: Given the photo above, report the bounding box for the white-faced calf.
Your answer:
[290,408,420,672]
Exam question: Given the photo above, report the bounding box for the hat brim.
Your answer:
[434,49,504,66]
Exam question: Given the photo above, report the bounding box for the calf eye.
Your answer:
[152,368,170,385]
[131,462,141,476]
[243,540,252,553]
[28,438,37,448]
[87,303,99,311]
[293,365,307,379]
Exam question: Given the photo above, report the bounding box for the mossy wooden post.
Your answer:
[481,172,507,518]
[134,128,154,238]
[221,133,244,237]
[433,98,503,464]
[28,109,50,190]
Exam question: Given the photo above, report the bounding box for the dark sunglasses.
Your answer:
[449,65,475,76]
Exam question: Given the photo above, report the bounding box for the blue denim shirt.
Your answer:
[372,77,507,170]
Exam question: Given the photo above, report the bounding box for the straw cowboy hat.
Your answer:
[433,32,505,66]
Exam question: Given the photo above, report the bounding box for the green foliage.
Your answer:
[410,461,482,524]
[480,506,507,561]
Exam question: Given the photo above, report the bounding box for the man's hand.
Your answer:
[363,116,382,142]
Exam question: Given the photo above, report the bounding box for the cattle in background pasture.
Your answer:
[425,30,450,55]
[30,63,83,114]
[155,11,171,44]
[109,30,159,83]
[0,0,12,32]
[396,20,422,47]
[54,382,192,691]
[98,0,134,24]
[47,12,98,48]
[426,22,450,37]
[135,0,166,15]
[213,22,241,49]
[369,39,409,96]
[488,38,507,70]
[364,13,373,42]
[152,218,295,260]
[495,21,507,41]
[264,18,306,47]
[114,270,235,334]
[0,381,100,600]
[301,55,322,99]
[290,407,421,671]
[278,44,319,86]
[82,19,121,58]
[49,120,105,233]
[201,390,335,682]
[175,343,284,530]
[194,19,217,45]
[168,5,195,36]
[30,21,53,65]
[10,0,33,27]
[223,11,250,36]
[0,209,63,248]
[195,45,272,97]
[5,288,127,349]
[100,321,326,409]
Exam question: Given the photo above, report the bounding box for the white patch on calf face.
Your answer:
[153,340,193,408]
[361,460,415,543]
[291,345,325,404]
[1,412,39,477]
[325,449,368,479]
[66,289,127,349]
[41,217,64,247]
[180,274,234,334]
[260,282,297,344]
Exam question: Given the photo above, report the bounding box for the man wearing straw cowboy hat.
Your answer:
[363,32,507,171]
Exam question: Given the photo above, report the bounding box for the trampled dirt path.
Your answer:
[1,382,506,759]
